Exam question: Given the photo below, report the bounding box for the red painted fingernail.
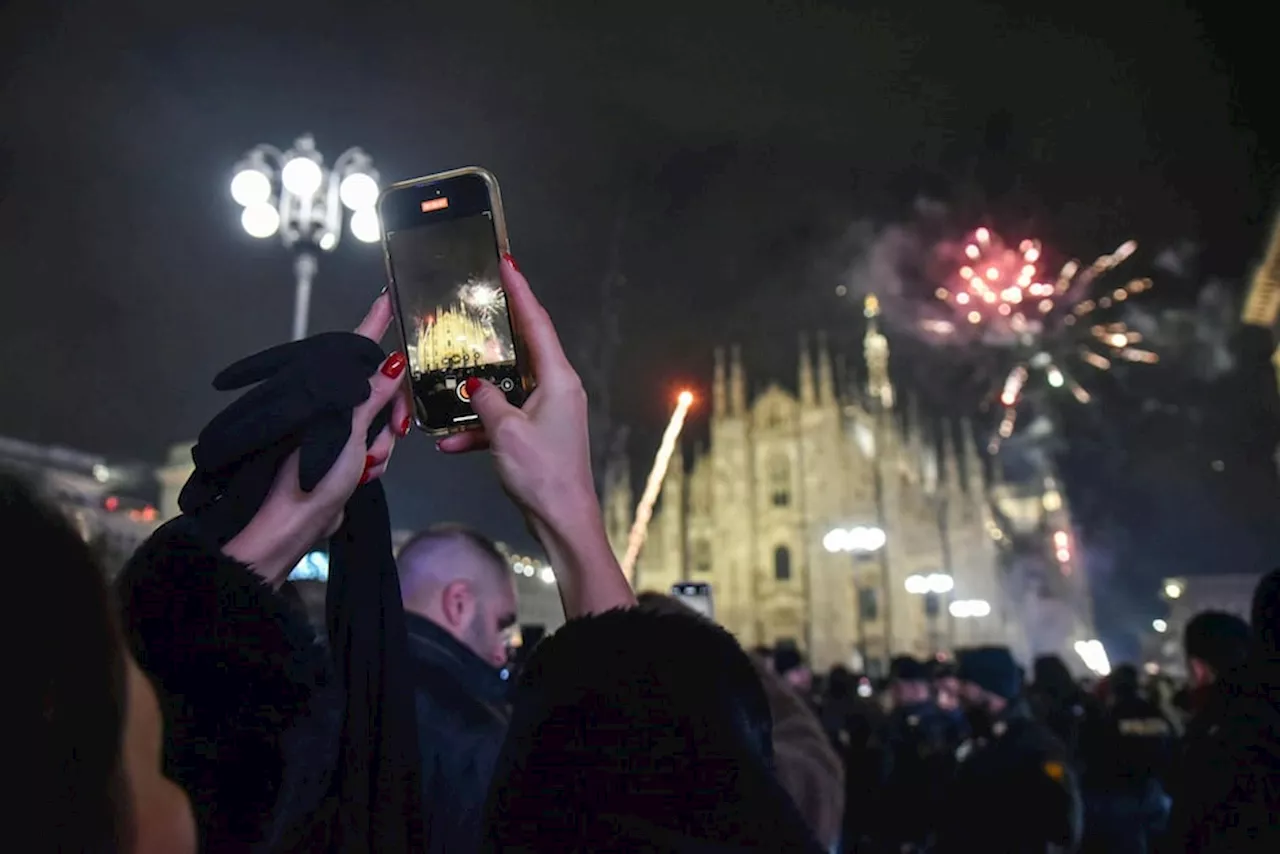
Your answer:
[464,376,483,396]
[381,352,407,379]
[365,454,378,469]
[502,253,519,273]
[399,415,412,436]
[359,468,371,485]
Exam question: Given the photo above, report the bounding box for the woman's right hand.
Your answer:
[438,255,635,615]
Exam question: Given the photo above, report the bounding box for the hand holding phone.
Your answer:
[378,168,531,436]
[439,256,636,618]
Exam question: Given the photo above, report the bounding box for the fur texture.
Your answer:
[481,608,822,853]
[116,518,339,853]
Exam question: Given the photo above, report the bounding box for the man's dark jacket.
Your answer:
[1162,658,1280,854]
[407,613,510,854]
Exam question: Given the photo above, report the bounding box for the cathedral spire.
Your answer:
[816,331,835,405]
[730,345,746,415]
[799,333,816,405]
[863,295,895,412]
[713,347,727,418]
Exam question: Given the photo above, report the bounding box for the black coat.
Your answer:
[116,518,340,853]
[1162,659,1280,854]
[405,614,511,854]
[937,700,1084,854]
[1080,696,1174,854]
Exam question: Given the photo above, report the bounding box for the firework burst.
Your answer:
[928,227,1157,451]
[458,276,504,321]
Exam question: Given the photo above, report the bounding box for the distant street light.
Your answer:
[230,134,381,341]
[1163,581,1183,600]
[1152,618,1168,633]
[823,525,887,555]
[905,573,954,595]
[949,598,991,618]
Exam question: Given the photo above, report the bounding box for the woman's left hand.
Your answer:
[223,294,413,585]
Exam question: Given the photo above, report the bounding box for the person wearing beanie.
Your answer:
[935,646,1083,854]
[872,657,967,851]
[1163,569,1280,854]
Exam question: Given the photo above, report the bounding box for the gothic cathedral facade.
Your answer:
[604,299,1031,673]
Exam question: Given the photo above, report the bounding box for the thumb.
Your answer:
[465,377,518,430]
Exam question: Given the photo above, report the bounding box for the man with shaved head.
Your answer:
[397,524,519,854]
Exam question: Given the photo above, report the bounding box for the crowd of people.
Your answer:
[9,254,1280,852]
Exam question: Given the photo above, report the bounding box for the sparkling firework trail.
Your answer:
[983,238,1158,452]
[621,391,695,587]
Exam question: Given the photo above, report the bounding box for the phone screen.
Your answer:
[672,583,714,620]
[381,171,526,433]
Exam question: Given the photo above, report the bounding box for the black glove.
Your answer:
[178,332,392,543]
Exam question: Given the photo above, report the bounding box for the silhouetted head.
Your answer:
[889,656,929,706]
[958,646,1021,712]
[1109,663,1140,701]
[1032,655,1078,701]
[482,606,821,852]
[1183,610,1251,689]
[4,471,194,853]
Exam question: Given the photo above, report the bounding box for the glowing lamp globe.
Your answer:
[339,172,379,211]
[349,207,381,243]
[241,203,281,239]
[677,390,694,406]
[281,156,323,197]
[230,168,272,207]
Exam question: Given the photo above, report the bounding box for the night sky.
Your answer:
[3,0,1277,653]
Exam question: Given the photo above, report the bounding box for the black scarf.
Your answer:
[181,332,424,853]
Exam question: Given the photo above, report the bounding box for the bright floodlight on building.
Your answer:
[825,525,886,554]
[950,598,990,618]
[230,168,272,207]
[281,156,324,197]
[1152,618,1168,633]
[905,574,929,594]
[339,171,380,211]
[927,572,954,594]
[229,134,381,340]
[1164,581,1183,599]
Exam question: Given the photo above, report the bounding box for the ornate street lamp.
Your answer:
[230,134,381,340]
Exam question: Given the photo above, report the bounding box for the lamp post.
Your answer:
[905,572,954,655]
[824,525,887,672]
[230,134,382,341]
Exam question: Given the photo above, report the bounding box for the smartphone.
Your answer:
[377,167,530,435]
[672,582,714,620]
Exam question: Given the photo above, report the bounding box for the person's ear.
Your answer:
[440,580,474,630]
[1188,656,1213,688]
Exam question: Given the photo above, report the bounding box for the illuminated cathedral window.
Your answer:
[768,454,791,507]
[858,587,878,621]
[774,545,792,581]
